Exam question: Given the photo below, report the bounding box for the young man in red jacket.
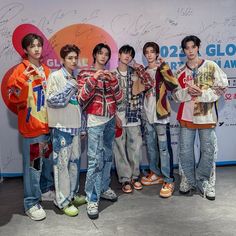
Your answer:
[78,43,122,219]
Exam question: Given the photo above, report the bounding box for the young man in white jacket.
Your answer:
[174,35,228,200]
[46,44,86,216]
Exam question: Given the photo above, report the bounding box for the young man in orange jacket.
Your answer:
[7,33,54,221]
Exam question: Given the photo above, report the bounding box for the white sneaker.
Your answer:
[25,204,46,221]
[100,188,118,202]
[87,202,99,219]
[41,190,55,201]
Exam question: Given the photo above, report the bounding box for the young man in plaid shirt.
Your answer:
[112,45,154,194]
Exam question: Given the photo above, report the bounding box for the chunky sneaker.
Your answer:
[202,180,216,201]
[72,195,87,207]
[41,190,55,201]
[62,203,79,217]
[160,182,175,198]
[141,171,164,186]
[100,188,118,202]
[25,203,46,221]
[87,202,99,219]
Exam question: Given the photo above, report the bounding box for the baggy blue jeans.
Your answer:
[179,126,217,191]
[22,134,54,211]
[85,117,115,203]
[144,121,174,183]
[52,129,81,209]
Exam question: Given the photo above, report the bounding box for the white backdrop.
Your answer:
[1,0,236,176]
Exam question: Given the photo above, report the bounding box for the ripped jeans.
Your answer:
[23,134,54,211]
[144,122,174,183]
[85,117,115,203]
[179,127,217,191]
[52,129,81,209]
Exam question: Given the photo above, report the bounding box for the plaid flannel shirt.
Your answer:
[115,65,153,123]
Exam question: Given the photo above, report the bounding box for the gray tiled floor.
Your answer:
[0,166,236,236]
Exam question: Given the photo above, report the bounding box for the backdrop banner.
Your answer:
[1,0,236,176]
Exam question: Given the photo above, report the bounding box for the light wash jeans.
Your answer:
[85,117,115,203]
[52,129,81,209]
[179,126,217,192]
[144,121,174,183]
[113,126,142,183]
[22,134,54,211]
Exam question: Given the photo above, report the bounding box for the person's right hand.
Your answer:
[94,70,104,79]
[187,83,202,97]
[23,65,36,77]
[157,57,164,67]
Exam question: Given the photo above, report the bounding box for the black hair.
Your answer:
[60,44,80,59]
[118,45,135,59]
[92,43,111,64]
[181,35,201,51]
[21,33,44,50]
[143,42,160,57]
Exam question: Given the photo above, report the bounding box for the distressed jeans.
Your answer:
[85,117,115,203]
[144,122,174,183]
[113,126,142,183]
[179,126,217,191]
[52,129,81,209]
[22,134,54,211]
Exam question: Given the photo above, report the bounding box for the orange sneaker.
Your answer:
[141,171,164,186]
[160,182,175,198]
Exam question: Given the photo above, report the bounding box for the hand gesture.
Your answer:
[23,65,36,77]
[94,70,104,79]
[157,57,164,67]
[103,70,113,80]
[186,82,202,97]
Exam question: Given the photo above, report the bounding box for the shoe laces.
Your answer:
[30,203,42,212]
[163,182,173,189]
[88,202,98,210]
[146,171,154,179]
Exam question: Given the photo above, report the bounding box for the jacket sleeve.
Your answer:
[172,86,192,103]
[172,70,192,103]
[46,74,78,108]
[109,74,123,105]
[196,64,228,103]
[77,71,98,104]
[7,65,29,105]
[135,65,154,91]
[160,62,179,91]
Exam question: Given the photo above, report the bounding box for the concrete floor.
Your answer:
[0,166,236,236]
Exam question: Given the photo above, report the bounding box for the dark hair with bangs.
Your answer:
[92,43,111,64]
[21,33,44,50]
[181,35,201,51]
[143,42,160,59]
[118,45,135,59]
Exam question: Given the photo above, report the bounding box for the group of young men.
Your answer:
[7,33,228,221]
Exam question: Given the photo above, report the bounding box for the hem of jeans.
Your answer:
[163,178,175,183]
[86,199,99,204]
[119,178,131,184]
[41,187,54,194]
[150,169,161,176]
[55,198,72,209]
[24,201,40,212]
